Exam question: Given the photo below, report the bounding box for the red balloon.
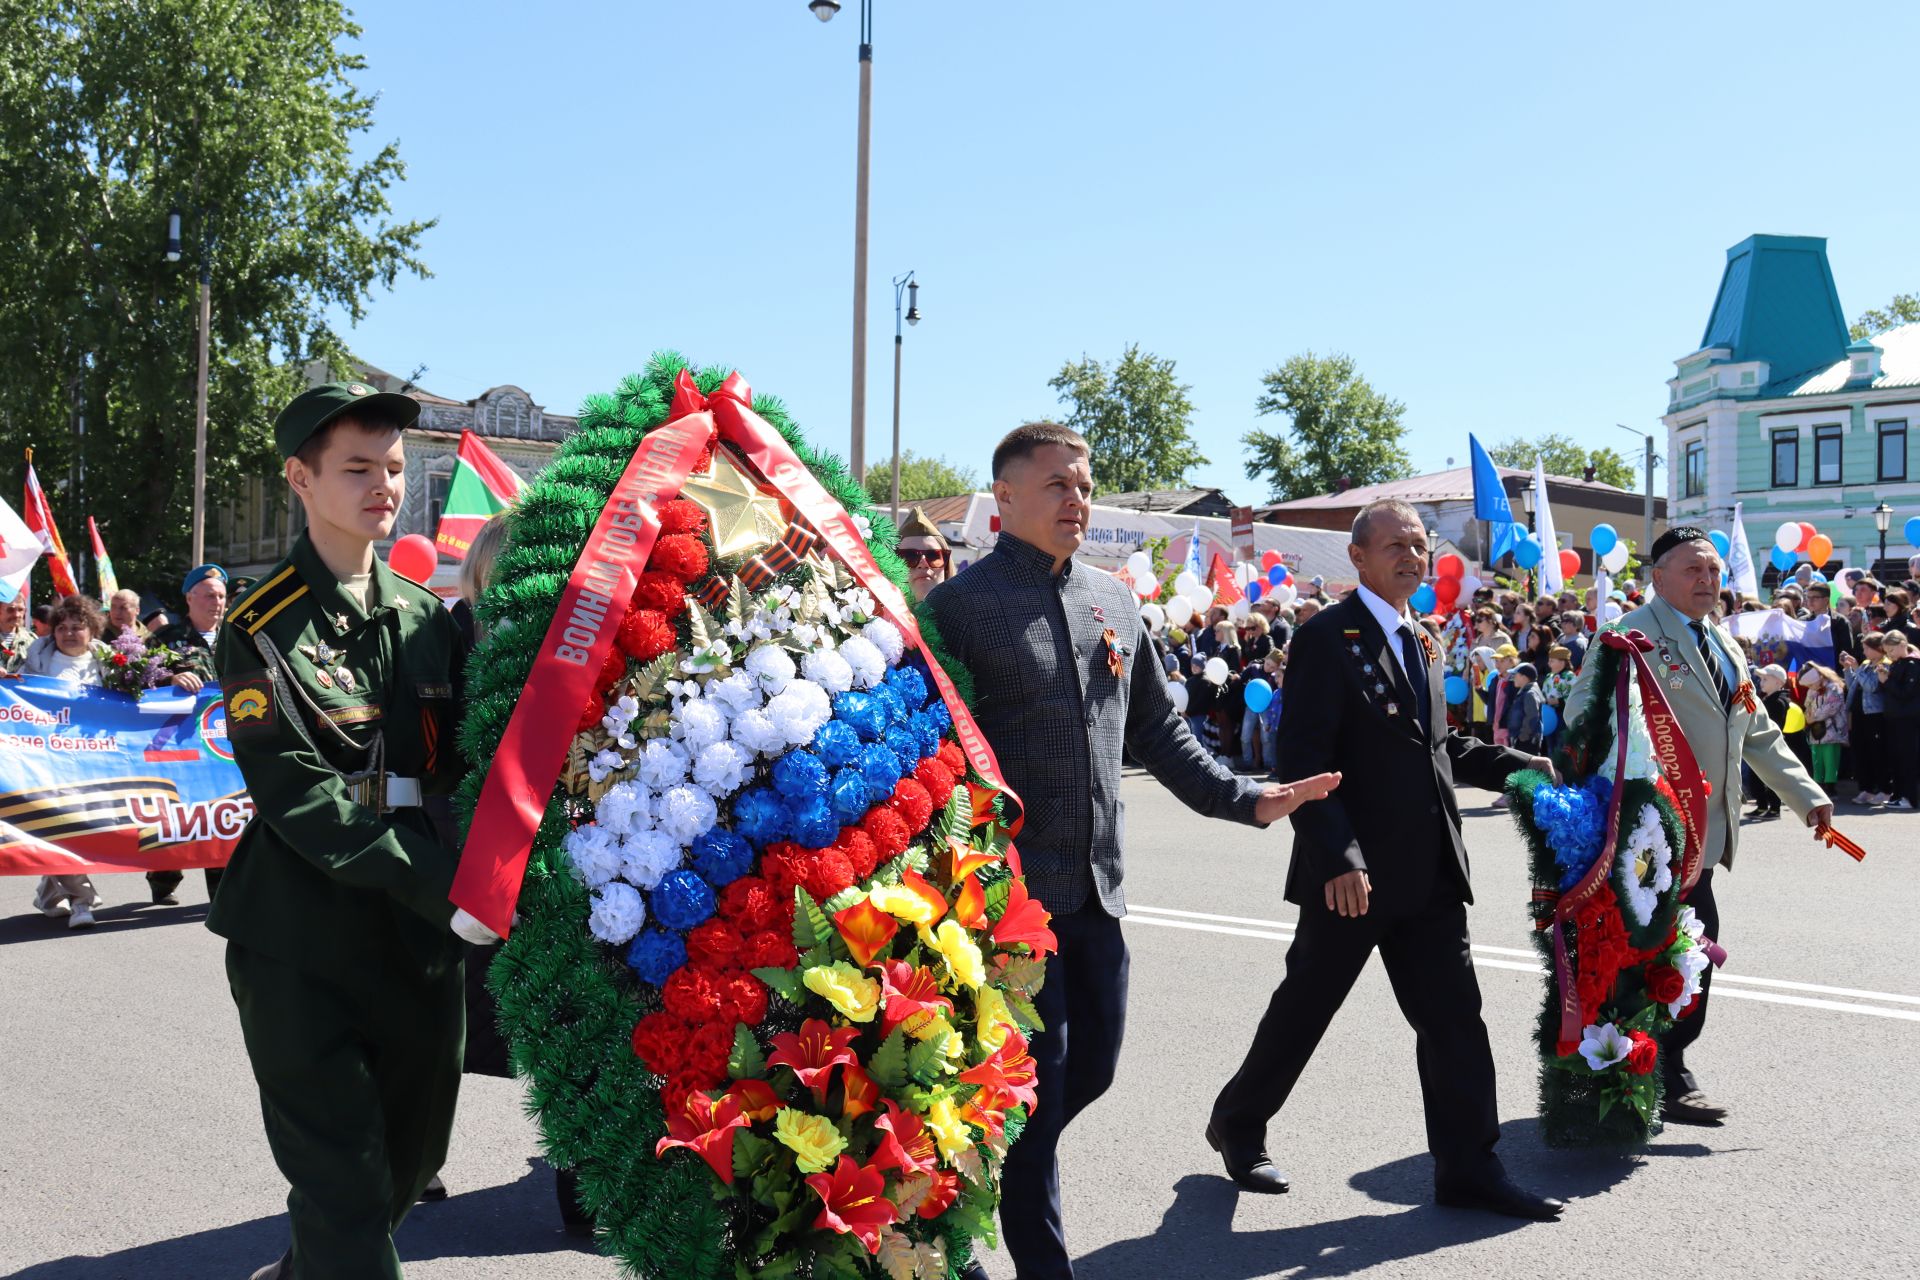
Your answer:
[388,533,439,583]
[1434,553,1466,579]
[1434,576,1461,606]
[1261,550,1283,570]
[1796,522,1816,552]
[1558,548,1581,579]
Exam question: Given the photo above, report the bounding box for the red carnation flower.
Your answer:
[886,777,934,836]
[659,498,709,537]
[914,757,955,808]
[1624,1030,1659,1076]
[663,965,728,1023]
[759,842,811,903]
[835,827,880,880]
[658,1075,704,1121]
[631,1011,689,1077]
[597,645,628,694]
[937,741,966,776]
[742,930,799,971]
[616,608,676,663]
[686,918,745,971]
[630,570,689,618]
[1644,964,1686,1006]
[718,876,781,933]
[578,690,611,733]
[686,1022,735,1081]
[722,973,769,1026]
[861,808,910,861]
[801,848,858,903]
[691,442,716,473]
[649,534,710,582]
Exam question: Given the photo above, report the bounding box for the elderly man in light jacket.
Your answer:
[1565,526,1830,1127]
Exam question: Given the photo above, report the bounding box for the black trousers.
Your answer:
[1852,711,1887,795]
[146,867,223,900]
[1211,881,1501,1185]
[1662,867,1718,1092]
[1887,716,1920,806]
[997,901,1128,1280]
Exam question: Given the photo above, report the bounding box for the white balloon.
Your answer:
[1204,656,1230,686]
[1774,521,1802,554]
[1459,574,1482,595]
[1601,543,1629,573]
[1235,561,1256,586]
[1228,599,1251,621]
[1139,603,1166,632]
[1271,583,1296,607]
[1126,551,1153,581]
[1174,570,1204,602]
[1164,594,1194,626]
[1168,682,1189,714]
[1134,572,1158,599]
[1602,601,1623,622]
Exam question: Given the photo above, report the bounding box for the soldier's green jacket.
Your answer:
[147,619,218,680]
[210,532,468,981]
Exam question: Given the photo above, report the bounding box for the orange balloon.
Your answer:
[1808,534,1833,565]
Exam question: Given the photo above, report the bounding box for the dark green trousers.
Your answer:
[226,942,464,1280]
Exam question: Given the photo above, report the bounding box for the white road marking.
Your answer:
[1125,905,1920,1023]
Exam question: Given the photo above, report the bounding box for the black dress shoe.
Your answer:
[152,892,179,906]
[959,1264,991,1280]
[1205,1121,1290,1193]
[1662,1088,1728,1125]
[417,1174,448,1202]
[1435,1174,1564,1221]
[248,1251,291,1280]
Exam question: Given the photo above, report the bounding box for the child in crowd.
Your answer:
[1488,644,1519,746]
[1501,662,1545,755]
[1799,665,1848,789]
[1259,651,1285,781]
[1467,645,1495,743]
[1540,645,1577,755]
[1747,665,1793,817]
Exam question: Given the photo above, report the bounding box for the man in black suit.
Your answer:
[1206,498,1565,1221]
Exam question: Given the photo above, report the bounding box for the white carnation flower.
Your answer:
[594,780,653,837]
[861,617,905,666]
[636,738,690,790]
[562,824,622,889]
[618,828,682,890]
[708,669,764,717]
[802,647,855,694]
[744,644,797,695]
[851,513,873,539]
[838,634,887,689]
[677,697,731,752]
[789,622,827,651]
[730,706,789,757]
[587,881,647,944]
[767,679,832,746]
[657,783,719,844]
[693,740,754,797]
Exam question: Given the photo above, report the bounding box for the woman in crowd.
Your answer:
[1843,638,1890,804]
[24,595,111,929]
[1877,630,1920,809]
[894,507,951,602]
[1235,613,1273,768]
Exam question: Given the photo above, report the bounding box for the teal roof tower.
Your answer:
[1699,234,1848,384]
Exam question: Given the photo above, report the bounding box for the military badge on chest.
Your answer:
[1342,627,1401,719]
[299,639,359,695]
[1655,639,1691,691]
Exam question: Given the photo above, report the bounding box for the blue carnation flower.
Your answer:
[857,741,903,805]
[907,710,940,758]
[792,796,840,848]
[1531,778,1611,892]
[813,720,864,768]
[625,929,686,986]
[885,664,930,709]
[925,697,952,737]
[829,767,872,824]
[689,828,755,887]
[733,786,792,845]
[871,683,906,729]
[651,869,716,931]
[771,750,829,802]
[884,724,921,773]
[834,690,886,741]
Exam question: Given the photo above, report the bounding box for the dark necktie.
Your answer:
[1398,626,1429,731]
[1690,620,1732,706]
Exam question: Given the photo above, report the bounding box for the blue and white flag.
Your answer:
[1184,520,1207,580]
[1725,609,1835,670]
[1469,434,1522,562]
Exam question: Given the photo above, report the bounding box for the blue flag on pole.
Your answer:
[1469,434,1522,561]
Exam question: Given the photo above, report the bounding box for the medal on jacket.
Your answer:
[1102,626,1125,678]
[335,666,358,694]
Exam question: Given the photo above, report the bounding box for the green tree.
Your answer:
[0,0,432,594]
[1487,434,1637,490]
[1241,352,1412,501]
[861,450,981,506]
[1048,344,1207,495]
[1850,293,1920,340]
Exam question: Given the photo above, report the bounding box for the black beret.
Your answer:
[1648,526,1712,563]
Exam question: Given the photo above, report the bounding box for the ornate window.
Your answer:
[489,393,530,438]
[1683,440,1705,497]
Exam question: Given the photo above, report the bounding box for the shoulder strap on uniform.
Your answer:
[229,564,309,637]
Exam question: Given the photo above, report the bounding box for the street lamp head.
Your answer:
[905,279,920,326]
[808,0,841,20]
[164,207,183,263]
[1874,501,1894,534]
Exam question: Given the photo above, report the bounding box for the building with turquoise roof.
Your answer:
[1664,234,1916,584]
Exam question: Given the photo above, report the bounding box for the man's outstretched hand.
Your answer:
[1527,756,1562,785]
[1253,772,1343,825]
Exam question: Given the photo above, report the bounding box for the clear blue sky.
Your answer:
[337,1,1920,501]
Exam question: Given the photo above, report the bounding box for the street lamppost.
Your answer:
[888,271,920,524]
[166,205,216,567]
[1614,423,1657,556]
[809,0,876,480]
[1874,501,1894,572]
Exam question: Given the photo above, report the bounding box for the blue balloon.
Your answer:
[1906,515,1920,548]
[1541,705,1559,735]
[1444,674,1470,704]
[1410,584,1438,613]
[1247,580,1262,603]
[1770,545,1797,571]
[1708,529,1731,558]
[1267,564,1285,586]
[1590,523,1618,556]
[1810,571,1828,584]
[1276,565,1291,584]
[1513,537,1542,569]
[1244,677,1273,713]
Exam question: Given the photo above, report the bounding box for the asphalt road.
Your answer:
[2,777,1914,1280]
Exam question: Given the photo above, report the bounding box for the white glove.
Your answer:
[450,907,502,946]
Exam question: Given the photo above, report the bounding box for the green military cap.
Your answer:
[275,381,421,460]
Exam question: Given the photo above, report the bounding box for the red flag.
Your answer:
[22,449,78,597]
[1208,552,1243,608]
[435,430,526,560]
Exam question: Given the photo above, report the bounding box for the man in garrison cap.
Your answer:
[212,381,483,1280]
[1564,525,1829,1127]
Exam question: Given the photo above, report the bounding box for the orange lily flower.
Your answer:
[958,1027,1039,1114]
[946,835,999,883]
[768,1018,862,1105]
[951,873,987,930]
[917,1167,962,1220]
[871,1099,936,1177]
[991,879,1058,956]
[653,1090,750,1184]
[833,895,900,968]
[726,1077,780,1123]
[840,1061,881,1120]
[960,1094,1005,1145]
[899,868,949,924]
[875,959,954,1039]
[965,781,1000,830]
[806,1155,899,1256]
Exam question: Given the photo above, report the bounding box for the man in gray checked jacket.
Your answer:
[926,422,1339,1280]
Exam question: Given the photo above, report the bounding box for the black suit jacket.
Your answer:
[1278,593,1530,915]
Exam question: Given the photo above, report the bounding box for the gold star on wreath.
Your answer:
[680,445,786,559]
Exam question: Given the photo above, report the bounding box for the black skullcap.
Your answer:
[1649,525,1712,562]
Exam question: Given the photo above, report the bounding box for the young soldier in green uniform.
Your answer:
[213,381,488,1280]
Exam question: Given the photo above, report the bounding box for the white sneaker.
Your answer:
[1899,798,1914,810]
[68,901,96,929]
